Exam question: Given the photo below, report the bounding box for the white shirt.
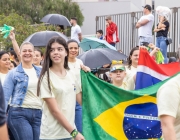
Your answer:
[157,74,180,139]
[0,72,7,85]
[138,14,154,37]
[40,70,81,139]
[71,24,81,43]
[22,68,42,109]
[68,58,83,89]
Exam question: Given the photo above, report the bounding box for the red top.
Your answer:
[105,22,119,44]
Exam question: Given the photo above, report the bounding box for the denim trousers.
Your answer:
[41,138,71,140]
[139,36,152,46]
[75,101,82,133]
[156,36,168,63]
[8,107,42,140]
[109,43,116,47]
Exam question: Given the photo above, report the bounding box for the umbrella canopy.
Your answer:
[77,48,127,69]
[79,37,117,51]
[41,14,71,26]
[24,31,68,47]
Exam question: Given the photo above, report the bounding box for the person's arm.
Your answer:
[76,92,82,106]
[0,124,8,140]
[157,83,179,140]
[136,19,149,28]
[76,26,82,42]
[3,71,15,110]
[149,47,159,57]
[154,27,165,32]
[0,82,8,140]
[43,98,84,140]
[78,33,82,42]
[160,115,176,140]
[107,24,116,35]
[158,17,167,29]
[9,31,21,62]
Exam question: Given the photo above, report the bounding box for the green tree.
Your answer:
[0,13,46,50]
[0,0,84,26]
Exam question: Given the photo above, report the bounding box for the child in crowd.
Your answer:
[96,30,103,40]
[109,60,135,90]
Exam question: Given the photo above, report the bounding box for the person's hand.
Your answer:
[106,23,109,27]
[148,43,156,49]
[161,27,165,30]
[80,64,91,72]
[74,132,85,140]
[9,31,15,41]
[153,47,160,53]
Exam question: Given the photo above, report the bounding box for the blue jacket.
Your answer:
[3,63,41,110]
[0,81,6,126]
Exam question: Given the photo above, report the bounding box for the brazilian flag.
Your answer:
[81,71,177,140]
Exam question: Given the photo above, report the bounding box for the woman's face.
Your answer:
[50,42,67,65]
[33,51,42,66]
[0,54,10,70]
[20,44,34,63]
[68,42,79,59]
[130,50,139,66]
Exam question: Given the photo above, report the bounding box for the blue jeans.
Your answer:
[109,43,116,47]
[8,107,42,140]
[139,36,152,46]
[75,102,82,133]
[41,138,72,140]
[156,36,168,63]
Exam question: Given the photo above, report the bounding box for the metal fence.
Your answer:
[96,7,180,56]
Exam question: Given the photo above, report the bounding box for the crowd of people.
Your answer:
[0,4,180,140]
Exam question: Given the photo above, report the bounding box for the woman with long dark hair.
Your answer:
[3,32,42,140]
[37,37,84,140]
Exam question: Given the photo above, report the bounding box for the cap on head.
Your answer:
[105,16,111,20]
[142,4,152,11]
[110,65,126,72]
[110,60,125,72]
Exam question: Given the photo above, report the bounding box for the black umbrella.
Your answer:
[24,31,68,47]
[77,48,128,69]
[41,14,71,26]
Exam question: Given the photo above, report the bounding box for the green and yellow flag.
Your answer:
[81,71,178,140]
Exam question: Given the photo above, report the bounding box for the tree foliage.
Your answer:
[0,0,84,26]
[0,13,46,50]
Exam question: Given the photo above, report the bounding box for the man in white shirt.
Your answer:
[136,5,154,46]
[70,17,82,43]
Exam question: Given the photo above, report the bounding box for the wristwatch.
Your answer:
[70,129,78,138]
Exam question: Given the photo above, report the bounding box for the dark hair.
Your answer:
[67,39,79,47]
[34,48,43,57]
[71,17,77,21]
[169,57,176,63]
[9,50,18,59]
[0,51,9,59]
[37,36,69,96]
[10,60,17,67]
[97,30,103,35]
[127,47,139,69]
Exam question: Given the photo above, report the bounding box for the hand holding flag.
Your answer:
[0,24,14,39]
